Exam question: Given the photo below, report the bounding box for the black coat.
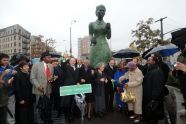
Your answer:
[60,62,79,107]
[143,64,165,120]
[177,56,186,99]
[14,71,33,106]
[79,65,93,84]
[52,65,64,94]
[158,61,170,83]
[79,65,95,102]
[61,62,79,86]
[94,71,107,96]
[14,72,34,124]
[104,64,117,87]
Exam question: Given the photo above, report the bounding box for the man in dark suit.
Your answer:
[60,57,79,122]
[104,58,117,112]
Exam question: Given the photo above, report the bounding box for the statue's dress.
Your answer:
[89,20,111,67]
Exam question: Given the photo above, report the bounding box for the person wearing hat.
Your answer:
[119,61,144,123]
[30,51,54,124]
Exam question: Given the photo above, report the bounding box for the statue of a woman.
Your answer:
[89,5,112,67]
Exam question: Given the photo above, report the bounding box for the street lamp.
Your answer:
[63,40,68,53]
[70,19,76,56]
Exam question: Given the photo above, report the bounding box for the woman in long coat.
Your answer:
[14,61,34,124]
[114,60,128,111]
[79,59,95,120]
[94,62,108,118]
[119,61,143,123]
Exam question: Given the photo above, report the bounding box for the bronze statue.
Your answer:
[89,5,112,67]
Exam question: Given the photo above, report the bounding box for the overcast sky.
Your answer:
[0,0,186,57]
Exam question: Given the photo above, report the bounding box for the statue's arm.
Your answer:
[89,23,96,45]
[106,23,111,39]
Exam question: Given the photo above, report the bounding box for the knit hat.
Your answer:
[126,61,137,69]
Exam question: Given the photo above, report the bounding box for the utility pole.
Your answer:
[155,17,167,41]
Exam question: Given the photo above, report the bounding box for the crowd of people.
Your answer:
[0,50,186,124]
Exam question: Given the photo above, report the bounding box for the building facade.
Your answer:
[0,24,31,58]
[78,36,90,59]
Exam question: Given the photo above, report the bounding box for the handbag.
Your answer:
[121,88,136,103]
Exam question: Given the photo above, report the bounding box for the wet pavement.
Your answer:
[52,86,186,124]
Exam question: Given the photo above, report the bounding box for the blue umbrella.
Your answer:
[145,43,180,58]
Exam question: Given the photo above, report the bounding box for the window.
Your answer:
[11,37,12,41]
[19,49,21,53]
[14,29,16,33]
[19,29,21,34]
[14,36,16,40]
[14,42,16,46]
[19,36,21,40]
[14,49,16,53]
[11,43,12,47]
[19,43,21,46]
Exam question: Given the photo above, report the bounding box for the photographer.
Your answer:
[0,53,17,124]
[175,62,186,72]
[0,69,14,124]
[175,44,186,116]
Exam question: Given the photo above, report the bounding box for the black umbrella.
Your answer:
[113,48,140,58]
[142,48,154,59]
[37,95,52,123]
[49,52,61,58]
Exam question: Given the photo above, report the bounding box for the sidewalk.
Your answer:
[51,86,186,124]
[166,86,186,124]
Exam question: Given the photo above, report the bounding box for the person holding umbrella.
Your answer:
[142,56,165,124]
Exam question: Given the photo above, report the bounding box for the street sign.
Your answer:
[60,84,92,96]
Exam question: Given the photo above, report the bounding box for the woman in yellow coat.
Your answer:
[119,61,144,123]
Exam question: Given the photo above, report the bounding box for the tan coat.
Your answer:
[119,68,143,114]
[30,62,54,95]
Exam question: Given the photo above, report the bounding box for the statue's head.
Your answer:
[95,5,106,20]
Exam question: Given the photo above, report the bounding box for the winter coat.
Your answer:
[60,62,79,107]
[120,68,143,114]
[143,64,165,120]
[14,71,33,106]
